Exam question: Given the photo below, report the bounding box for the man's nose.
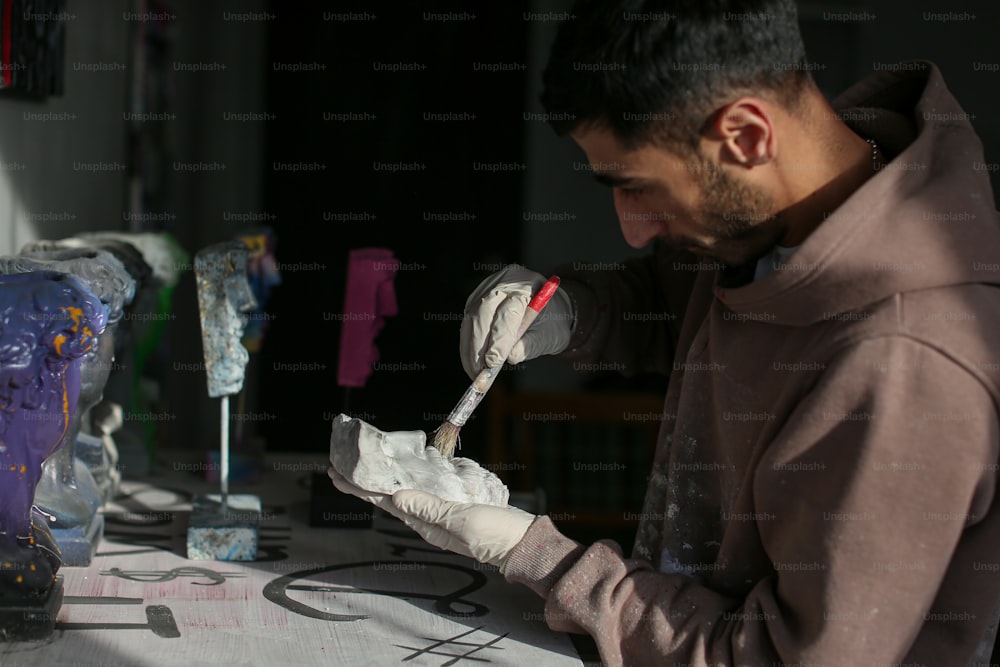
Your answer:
[614,196,666,249]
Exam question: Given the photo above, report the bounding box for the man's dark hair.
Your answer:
[541,0,811,153]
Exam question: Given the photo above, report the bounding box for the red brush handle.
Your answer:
[527,276,560,312]
[512,275,561,342]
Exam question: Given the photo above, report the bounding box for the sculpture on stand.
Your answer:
[23,237,153,503]
[78,231,188,475]
[212,228,282,483]
[187,241,261,561]
[1,250,135,566]
[0,271,108,639]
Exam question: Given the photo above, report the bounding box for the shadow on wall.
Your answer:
[0,0,131,257]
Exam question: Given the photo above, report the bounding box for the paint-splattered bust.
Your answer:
[0,271,107,598]
[3,250,134,537]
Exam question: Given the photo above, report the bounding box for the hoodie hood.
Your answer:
[715,61,1000,326]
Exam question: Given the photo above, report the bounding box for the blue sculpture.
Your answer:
[2,250,134,565]
[0,271,107,638]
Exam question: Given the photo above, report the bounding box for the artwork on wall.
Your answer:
[0,0,67,97]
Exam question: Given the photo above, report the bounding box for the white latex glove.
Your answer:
[327,467,411,523]
[460,264,575,379]
[391,490,535,571]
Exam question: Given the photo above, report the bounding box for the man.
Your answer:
[332,1,1000,664]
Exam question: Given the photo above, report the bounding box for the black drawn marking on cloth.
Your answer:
[263,561,490,622]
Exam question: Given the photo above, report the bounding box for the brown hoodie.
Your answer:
[502,61,1000,667]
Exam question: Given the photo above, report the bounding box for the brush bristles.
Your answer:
[432,421,461,458]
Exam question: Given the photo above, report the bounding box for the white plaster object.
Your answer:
[329,414,509,506]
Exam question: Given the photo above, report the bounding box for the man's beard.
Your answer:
[685,156,785,266]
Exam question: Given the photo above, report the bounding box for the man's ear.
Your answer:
[710,98,775,168]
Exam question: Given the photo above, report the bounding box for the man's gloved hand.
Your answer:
[327,467,410,522]
[391,490,536,570]
[460,265,575,379]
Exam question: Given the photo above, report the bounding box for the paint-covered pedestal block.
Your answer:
[49,510,105,567]
[0,577,64,641]
[186,494,260,561]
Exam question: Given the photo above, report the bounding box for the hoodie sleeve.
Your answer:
[503,335,999,666]
[551,242,702,375]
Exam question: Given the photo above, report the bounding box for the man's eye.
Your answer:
[618,186,645,198]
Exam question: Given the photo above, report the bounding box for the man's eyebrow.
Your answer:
[592,172,637,188]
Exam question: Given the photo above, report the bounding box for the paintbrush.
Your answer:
[432,275,561,457]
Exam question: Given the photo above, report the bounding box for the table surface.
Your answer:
[0,454,585,667]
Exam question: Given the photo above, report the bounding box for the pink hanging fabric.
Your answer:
[336,248,399,388]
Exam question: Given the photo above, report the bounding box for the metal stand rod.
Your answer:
[220,395,229,506]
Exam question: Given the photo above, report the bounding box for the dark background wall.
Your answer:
[258,3,529,459]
